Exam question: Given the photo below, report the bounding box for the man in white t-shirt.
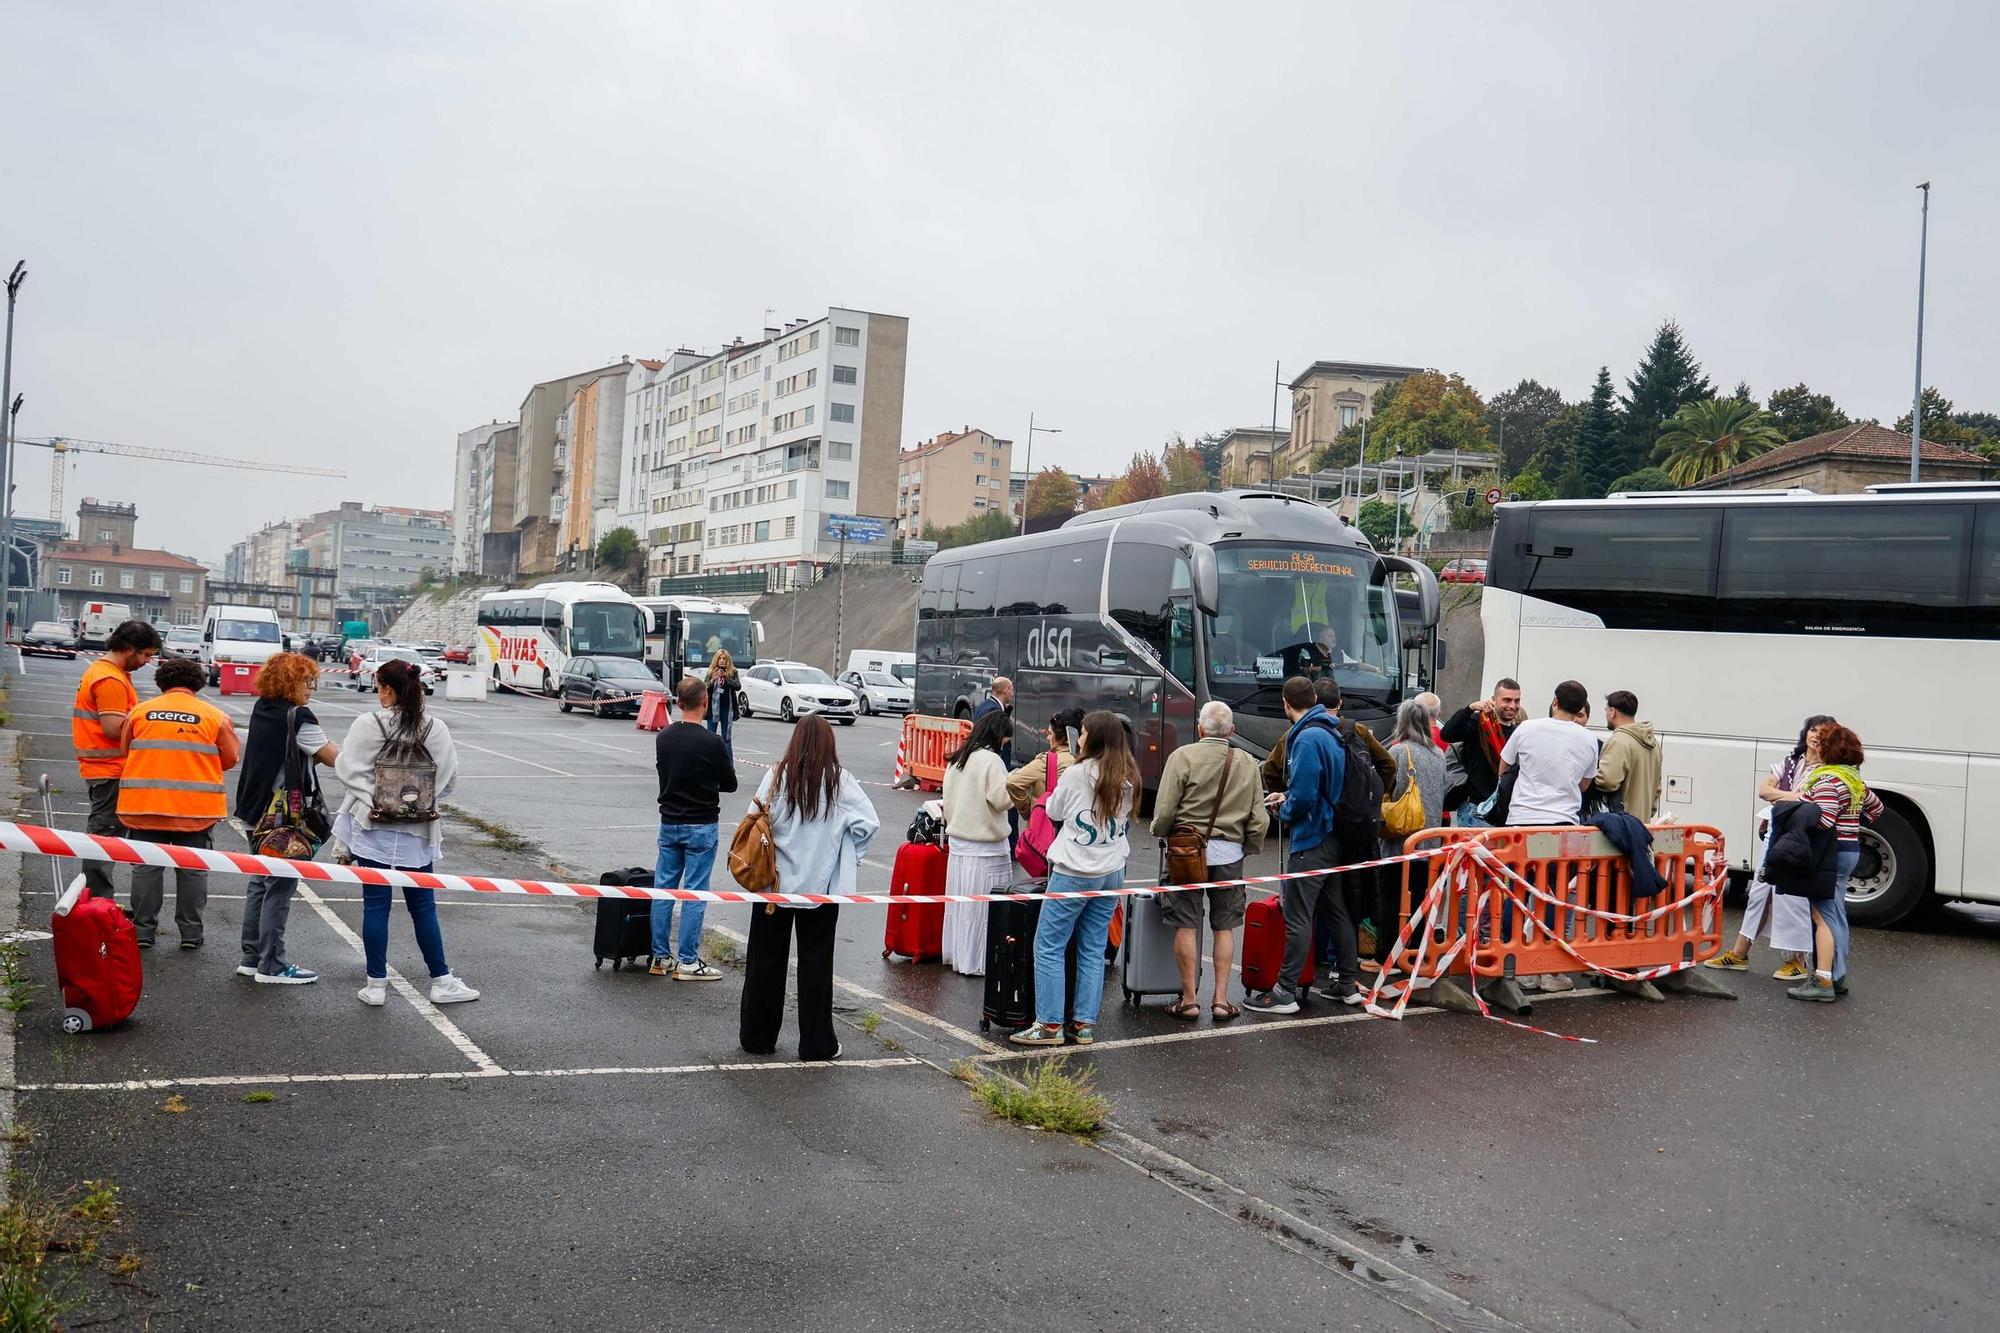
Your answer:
[1496,680,1599,992]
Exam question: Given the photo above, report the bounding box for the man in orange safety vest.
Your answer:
[118,656,239,948]
[70,619,163,904]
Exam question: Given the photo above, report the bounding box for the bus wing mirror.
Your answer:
[753,621,766,644]
[1187,545,1220,617]
[1379,554,1440,631]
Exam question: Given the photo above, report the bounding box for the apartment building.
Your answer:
[552,373,627,563]
[222,519,299,587]
[42,500,207,626]
[514,361,631,532]
[451,421,514,574]
[896,426,1012,539]
[1282,360,1425,475]
[632,308,909,589]
[298,502,454,598]
[206,562,340,638]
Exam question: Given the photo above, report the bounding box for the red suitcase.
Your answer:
[1240,895,1314,994]
[52,878,143,1033]
[882,843,946,963]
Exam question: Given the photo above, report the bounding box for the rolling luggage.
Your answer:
[980,897,1084,1032]
[1120,846,1189,1006]
[1241,894,1314,994]
[883,842,947,963]
[52,875,142,1034]
[593,866,656,971]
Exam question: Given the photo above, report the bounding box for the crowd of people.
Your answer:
[63,616,1880,1060]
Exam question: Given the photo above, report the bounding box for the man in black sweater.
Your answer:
[1440,677,1522,821]
[651,675,738,979]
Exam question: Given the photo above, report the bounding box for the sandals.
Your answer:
[1166,999,1203,1021]
[1210,1002,1242,1022]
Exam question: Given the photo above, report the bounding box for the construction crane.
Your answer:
[16,436,345,533]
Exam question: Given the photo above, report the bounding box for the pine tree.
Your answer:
[1618,320,1712,478]
[1578,367,1626,498]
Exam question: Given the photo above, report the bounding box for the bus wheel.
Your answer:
[1845,805,1932,928]
[541,670,554,697]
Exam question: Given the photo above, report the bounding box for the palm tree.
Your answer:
[1651,398,1785,486]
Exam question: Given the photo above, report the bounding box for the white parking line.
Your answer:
[453,741,575,777]
[18,1057,925,1093]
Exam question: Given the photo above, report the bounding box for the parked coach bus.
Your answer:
[475,581,649,694]
[914,490,1441,786]
[1483,483,2000,926]
[633,595,762,682]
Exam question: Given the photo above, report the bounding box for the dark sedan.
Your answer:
[557,655,658,718]
[21,621,79,659]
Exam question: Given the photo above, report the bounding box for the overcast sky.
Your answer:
[6,0,1995,562]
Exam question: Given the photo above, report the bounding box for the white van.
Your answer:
[76,601,134,649]
[844,649,915,685]
[201,604,284,684]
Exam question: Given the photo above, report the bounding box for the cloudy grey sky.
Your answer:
[7,0,1995,561]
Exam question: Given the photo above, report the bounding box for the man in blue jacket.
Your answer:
[1246,676,1354,1014]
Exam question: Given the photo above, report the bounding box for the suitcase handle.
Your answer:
[54,874,89,917]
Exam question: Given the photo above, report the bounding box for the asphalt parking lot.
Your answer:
[6,651,1999,1331]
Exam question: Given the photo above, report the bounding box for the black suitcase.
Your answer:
[593,867,656,971]
[979,897,1081,1032]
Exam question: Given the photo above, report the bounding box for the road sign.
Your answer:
[902,538,939,560]
[822,514,889,545]
[1484,487,1503,505]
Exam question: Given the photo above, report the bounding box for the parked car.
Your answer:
[556,655,656,719]
[409,641,446,659]
[345,639,381,672]
[739,661,858,725]
[160,626,203,661]
[1439,558,1488,584]
[351,645,444,695]
[20,621,79,659]
[838,669,913,716]
[442,644,473,664]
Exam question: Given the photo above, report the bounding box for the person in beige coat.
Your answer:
[939,710,1013,976]
[1150,702,1269,1020]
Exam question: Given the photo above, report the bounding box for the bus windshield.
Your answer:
[1205,544,1399,710]
[685,612,754,665]
[567,602,646,657]
[217,620,280,643]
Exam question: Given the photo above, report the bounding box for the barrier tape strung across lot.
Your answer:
[0,820,1421,907]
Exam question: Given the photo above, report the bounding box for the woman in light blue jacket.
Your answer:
[739,715,879,1060]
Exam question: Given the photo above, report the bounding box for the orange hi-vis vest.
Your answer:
[72,658,139,781]
[117,690,231,829]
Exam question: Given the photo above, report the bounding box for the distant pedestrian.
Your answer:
[652,674,737,980]
[118,656,239,949]
[334,659,478,1006]
[940,709,1012,977]
[1149,701,1266,1022]
[70,619,162,906]
[1009,710,1137,1047]
[1593,690,1663,820]
[1705,714,1830,978]
[706,649,739,760]
[233,652,339,984]
[740,716,879,1060]
[1441,679,1523,825]
[1778,722,1880,1003]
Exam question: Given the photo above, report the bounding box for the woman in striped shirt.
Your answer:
[1777,722,1881,1003]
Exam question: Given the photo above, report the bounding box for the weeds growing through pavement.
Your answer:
[242,1091,275,1104]
[441,804,536,855]
[859,1011,881,1035]
[0,943,36,1013]
[0,1177,128,1330]
[967,1056,1111,1137]
[700,928,741,966]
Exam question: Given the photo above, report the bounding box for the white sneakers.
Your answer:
[356,973,482,1005]
[673,958,721,983]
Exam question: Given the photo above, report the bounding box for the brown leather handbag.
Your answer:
[1165,751,1236,885]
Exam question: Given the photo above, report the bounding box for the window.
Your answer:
[774,368,817,397]
[174,607,195,627]
[669,375,690,395]
[754,520,770,543]
[696,393,720,414]
[833,325,860,346]
[149,572,165,591]
[727,424,758,447]
[776,329,821,361]
[973,452,985,464]
[1109,544,1193,669]
[696,426,720,447]
[832,365,857,385]
[1717,502,1974,635]
[828,441,853,461]
[954,554,998,618]
[97,528,115,543]
[784,516,796,539]
[279,595,294,611]
[180,575,195,594]
[1516,507,1720,630]
[829,403,855,423]
[728,390,759,414]
[1976,505,2000,610]
[975,474,987,487]
[996,549,1050,615]
[118,570,135,590]
[826,480,850,500]
[1044,543,1105,615]
[1340,405,1359,429]
[56,565,71,585]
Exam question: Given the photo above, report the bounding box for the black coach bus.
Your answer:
[914,490,1441,785]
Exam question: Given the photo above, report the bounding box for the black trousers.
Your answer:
[739,905,841,1060]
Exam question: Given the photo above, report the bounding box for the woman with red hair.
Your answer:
[1777,721,1881,1003]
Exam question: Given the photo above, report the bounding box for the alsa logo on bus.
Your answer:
[1027,620,1072,668]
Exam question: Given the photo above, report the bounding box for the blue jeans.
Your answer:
[1034,869,1121,1026]
[355,857,448,981]
[1818,841,1859,981]
[652,823,719,965]
[707,708,734,761]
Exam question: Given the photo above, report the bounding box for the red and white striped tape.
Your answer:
[0,820,1422,908]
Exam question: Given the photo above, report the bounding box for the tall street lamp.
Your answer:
[1910,181,1931,483]
[1,261,25,661]
[1019,412,1062,533]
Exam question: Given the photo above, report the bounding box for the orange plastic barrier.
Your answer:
[219,663,262,696]
[635,690,669,732]
[899,715,972,792]
[1387,823,1725,987]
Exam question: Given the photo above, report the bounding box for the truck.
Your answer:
[76,601,134,649]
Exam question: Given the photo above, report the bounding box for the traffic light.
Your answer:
[1462,488,1476,505]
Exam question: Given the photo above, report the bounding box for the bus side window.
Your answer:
[956,558,997,619]
[1109,545,1184,670]
[1045,544,1104,615]
[1167,597,1198,692]
[1976,504,2000,611]
[997,549,1051,616]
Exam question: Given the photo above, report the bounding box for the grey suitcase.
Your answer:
[1120,845,1192,1006]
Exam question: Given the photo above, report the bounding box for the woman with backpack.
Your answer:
[739,715,879,1060]
[1009,711,1137,1048]
[939,709,1012,977]
[706,649,739,760]
[333,659,478,1007]
[233,652,338,985]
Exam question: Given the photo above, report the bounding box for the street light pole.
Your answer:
[1019,413,1062,533]
[1269,361,1282,485]
[1910,181,1931,483]
[0,261,26,663]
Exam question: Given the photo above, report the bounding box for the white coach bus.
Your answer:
[1481,483,2000,926]
[475,581,649,695]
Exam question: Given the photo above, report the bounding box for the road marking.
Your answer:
[17,1057,925,1093]
[453,741,575,777]
[296,884,504,1074]
[972,1003,1441,1058]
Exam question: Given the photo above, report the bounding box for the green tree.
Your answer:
[1485,379,1567,474]
[1355,498,1409,551]
[1619,320,1713,478]
[927,510,1016,550]
[1576,367,1626,498]
[1443,470,1502,532]
[1604,466,1677,494]
[1362,370,1491,462]
[1024,466,1080,525]
[1103,451,1168,507]
[1896,388,1999,455]
[596,527,640,570]
[1766,383,1851,442]
[1162,438,1208,494]
[1192,430,1227,486]
[1651,397,1784,486]
[1506,469,1557,502]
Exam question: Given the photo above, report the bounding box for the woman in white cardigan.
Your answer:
[938,709,1013,976]
[333,660,478,1008]
[740,715,879,1060]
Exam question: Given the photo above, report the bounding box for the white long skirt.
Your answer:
[942,840,1012,976]
[1743,826,1812,953]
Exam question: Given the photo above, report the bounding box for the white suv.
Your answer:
[740,661,858,725]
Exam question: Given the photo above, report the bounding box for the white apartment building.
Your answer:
[625,308,908,590]
[451,421,513,574]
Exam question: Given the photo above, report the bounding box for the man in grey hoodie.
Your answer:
[1594,690,1663,821]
